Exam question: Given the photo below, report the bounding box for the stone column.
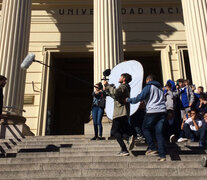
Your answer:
[94,0,123,83]
[181,0,207,90]
[0,0,32,115]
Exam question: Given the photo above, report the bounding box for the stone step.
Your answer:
[21,139,196,148]
[0,168,207,179]
[15,177,207,180]
[0,161,202,171]
[0,140,18,150]
[0,143,14,151]
[18,140,116,146]
[15,139,198,144]
[13,146,204,152]
[25,135,91,139]
[0,135,206,180]
[59,148,206,154]
[21,136,201,148]
[13,142,120,148]
[13,151,205,161]
[23,135,93,141]
[14,149,206,158]
[18,139,117,145]
[3,148,205,160]
[0,155,203,164]
[8,144,204,155]
[13,142,202,151]
[14,142,199,148]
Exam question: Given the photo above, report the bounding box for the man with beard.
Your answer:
[104,73,136,156]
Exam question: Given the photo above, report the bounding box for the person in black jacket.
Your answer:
[0,75,7,115]
[91,82,106,140]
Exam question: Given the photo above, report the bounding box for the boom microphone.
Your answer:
[101,69,111,81]
[21,53,35,70]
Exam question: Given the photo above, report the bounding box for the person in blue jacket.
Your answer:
[126,75,167,161]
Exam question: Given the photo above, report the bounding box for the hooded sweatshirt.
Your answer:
[127,81,166,113]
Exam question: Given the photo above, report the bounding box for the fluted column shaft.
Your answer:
[94,0,123,83]
[0,0,32,114]
[181,0,207,90]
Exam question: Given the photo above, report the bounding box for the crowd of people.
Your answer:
[91,74,207,161]
[163,79,207,147]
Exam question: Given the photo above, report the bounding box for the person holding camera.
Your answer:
[91,82,106,140]
[104,73,136,156]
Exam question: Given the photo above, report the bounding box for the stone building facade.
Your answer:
[0,0,206,136]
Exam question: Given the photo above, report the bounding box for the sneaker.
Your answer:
[158,157,166,162]
[128,135,136,151]
[145,149,158,156]
[177,138,188,143]
[97,137,105,140]
[202,156,207,167]
[90,137,97,140]
[116,151,129,156]
[170,134,176,143]
[136,135,145,143]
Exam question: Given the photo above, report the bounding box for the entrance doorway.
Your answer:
[46,53,93,135]
[124,51,163,85]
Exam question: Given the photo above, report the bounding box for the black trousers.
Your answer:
[111,116,135,151]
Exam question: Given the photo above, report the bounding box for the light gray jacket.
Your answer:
[127,81,166,113]
[165,90,174,110]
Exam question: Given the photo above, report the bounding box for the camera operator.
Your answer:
[91,82,106,140]
[103,73,136,156]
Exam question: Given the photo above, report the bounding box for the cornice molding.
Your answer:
[0,0,181,8]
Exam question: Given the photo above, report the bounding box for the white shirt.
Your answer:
[185,118,202,131]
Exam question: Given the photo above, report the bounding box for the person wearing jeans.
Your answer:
[127,75,167,161]
[92,106,104,139]
[91,82,106,140]
[142,113,166,158]
[129,101,146,143]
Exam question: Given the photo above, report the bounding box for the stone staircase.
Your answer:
[0,135,207,179]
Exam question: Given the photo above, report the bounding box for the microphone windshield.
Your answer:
[21,53,35,70]
[103,69,111,77]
